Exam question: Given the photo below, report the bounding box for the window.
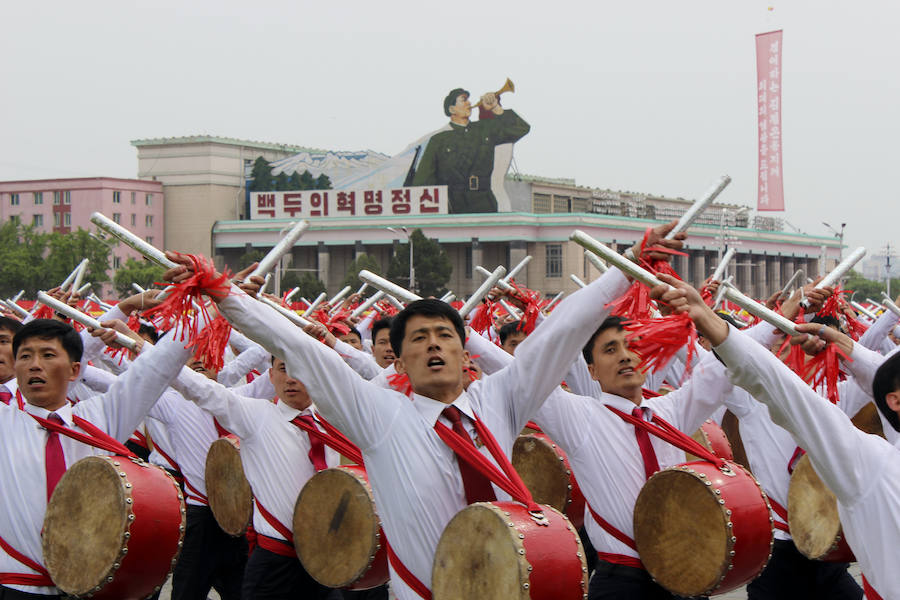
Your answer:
[9,194,19,206]
[131,191,136,204]
[113,191,121,204]
[131,214,136,226]
[54,213,61,227]
[53,191,60,205]
[145,194,152,206]
[64,213,71,227]
[63,191,71,205]
[33,192,43,205]
[145,236,154,245]
[112,213,121,224]
[113,256,121,269]
[145,215,153,227]
[465,246,473,279]
[545,244,563,278]
[10,215,20,225]
[32,214,43,227]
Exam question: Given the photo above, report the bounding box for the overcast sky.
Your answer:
[2,0,897,260]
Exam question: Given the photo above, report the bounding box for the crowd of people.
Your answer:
[1,219,898,600]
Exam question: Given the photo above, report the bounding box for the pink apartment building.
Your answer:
[0,177,164,296]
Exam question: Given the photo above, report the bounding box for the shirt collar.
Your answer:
[24,401,74,426]
[276,399,316,422]
[600,391,648,414]
[413,391,474,427]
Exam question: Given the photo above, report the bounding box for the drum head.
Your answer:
[294,467,381,588]
[205,437,253,536]
[432,503,530,600]
[788,454,843,560]
[512,435,569,514]
[43,457,129,596]
[633,469,728,596]
[850,402,885,438]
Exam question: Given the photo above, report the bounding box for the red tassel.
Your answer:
[33,304,55,320]
[450,300,464,311]
[376,301,399,317]
[468,300,495,334]
[804,344,851,404]
[143,253,232,344]
[125,313,141,333]
[507,282,543,334]
[187,315,233,373]
[607,281,654,322]
[623,313,698,374]
[103,344,130,366]
[325,309,353,337]
[386,372,414,397]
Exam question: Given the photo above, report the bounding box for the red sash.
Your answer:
[768,497,790,533]
[862,575,883,600]
[289,413,363,465]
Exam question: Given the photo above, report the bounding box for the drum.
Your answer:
[633,460,773,596]
[689,419,734,462]
[512,432,586,529]
[787,454,854,562]
[42,456,185,600]
[205,435,254,536]
[293,465,388,589]
[432,501,588,600]
[850,402,885,438]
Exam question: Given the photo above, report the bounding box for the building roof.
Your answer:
[130,135,326,154]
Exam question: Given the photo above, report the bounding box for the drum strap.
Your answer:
[253,498,293,547]
[28,414,137,458]
[256,535,295,558]
[290,414,363,465]
[383,537,431,600]
[585,501,638,552]
[767,498,790,533]
[787,446,806,474]
[0,533,53,587]
[862,575,884,600]
[151,439,181,473]
[182,478,209,506]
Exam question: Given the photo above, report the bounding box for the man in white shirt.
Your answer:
[0,318,198,599]
[0,317,22,407]
[653,273,900,600]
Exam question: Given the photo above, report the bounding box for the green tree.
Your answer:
[288,172,302,190]
[274,171,290,191]
[0,221,48,297]
[314,173,332,190]
[249,156,273,191]
[844,270,900,302]
[299,170,315,190]
[112,258,167,296]
[236,248,266,271]
[292,272,326,300]
[340,253,382,294]
[43,228,112,290]
[387,229,451,297]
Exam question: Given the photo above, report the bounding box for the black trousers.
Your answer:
[588,561,707,600]
[0,587,60,600]
[747,539,862,599]
[172,505,247,600]
[241,545,336,600]
[340,586,389,600]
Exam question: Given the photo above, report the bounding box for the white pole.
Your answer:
[459,265,507,319]
[664,175,732,239]
[37,292,138,351]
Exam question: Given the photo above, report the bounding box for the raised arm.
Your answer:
[172,366,270,440]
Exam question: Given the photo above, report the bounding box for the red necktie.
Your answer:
[296,415,328,472]
[442,406,497,504]
[632,407,660,481]
[0,390,11,405]
[45,413,67,501]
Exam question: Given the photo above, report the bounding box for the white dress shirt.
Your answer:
[216,267,631,600]
[217,330,271,387]
[172,367,339,540]
[333,339,383,380]
[715,327,900,598]
[0,328,195,595]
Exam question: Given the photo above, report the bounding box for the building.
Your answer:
[0,177,164,294]
[132,136,326,256]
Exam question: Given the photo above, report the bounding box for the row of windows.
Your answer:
[111,213,153,227]
[112,191,153,206]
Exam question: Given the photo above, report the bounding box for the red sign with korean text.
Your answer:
[250,186,448,220]
[756,30,784,211]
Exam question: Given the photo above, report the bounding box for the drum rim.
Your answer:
[637,461,774,597]
[294,465,383,586]
[205,437,254,536]
[44,456,186,597]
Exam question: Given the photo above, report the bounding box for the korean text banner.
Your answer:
[756,30,784,211]
[250,186,448,219]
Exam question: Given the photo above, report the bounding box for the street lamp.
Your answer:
[387,227,415,293]
[822,222,846,261]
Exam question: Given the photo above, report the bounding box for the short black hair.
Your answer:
[0,316,23,335]
[389,299,466,356]
[342,327,362,342]
[582,316,628,365]
[873,351,900,432]
[13,319,83,363]
[499,320,524,345]
[138,323,159,343]
[811,314,843,333]
[715,311,745,329]
[372,318,393,344]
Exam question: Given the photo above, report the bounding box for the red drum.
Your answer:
[205,436,254,536]
[633,460,773,596]
[512,432,586,529]
[432,502,588,600]
[787,454,855,562]
[689,419,734,462]
[293,465,388,589]
[42,456,186,599]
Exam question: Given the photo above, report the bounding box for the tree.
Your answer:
[112,258,167,296]
[249,156,273,191]
[340,253,382,294]
[844,270,900,302]
[291,272,326,301]
[0,221,48,297]
[299,170,315,190]
[236,248,266,271]
[314,173,332,190]
[387,229,451,298]
[43,228,112,290]
[274,171,290,191]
